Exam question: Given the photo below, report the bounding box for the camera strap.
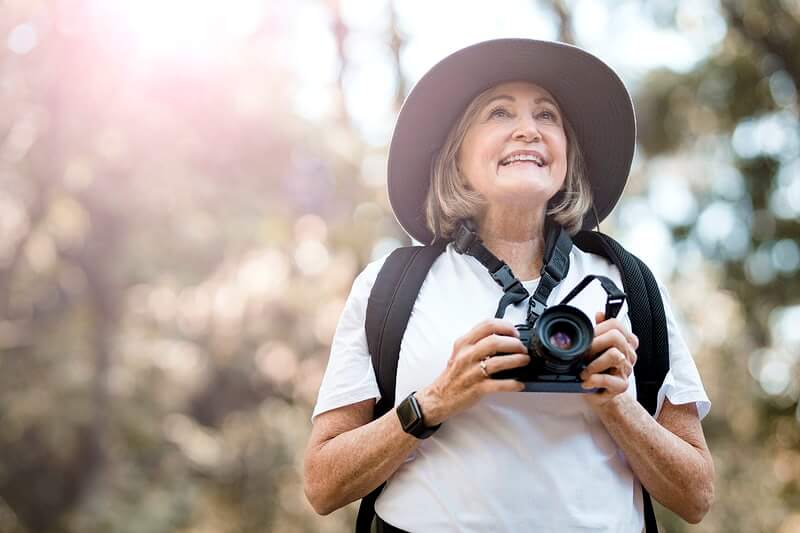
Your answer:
[452,219,572,320]
[527,221,572,324]
[558,274,626,320]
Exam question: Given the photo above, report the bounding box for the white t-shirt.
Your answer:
[312,243,710,533]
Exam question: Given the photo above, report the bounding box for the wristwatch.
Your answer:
[396,391,441,439]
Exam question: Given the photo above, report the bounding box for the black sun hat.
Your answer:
[387,38,636,244]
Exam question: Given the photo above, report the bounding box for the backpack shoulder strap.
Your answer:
[365,240,448,417]
[573,230,669,533]
[572,230,669,413]
[356,240,447,533]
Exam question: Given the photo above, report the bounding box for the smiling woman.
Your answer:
[304,38,714,533]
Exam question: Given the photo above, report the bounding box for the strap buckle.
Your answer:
[493,264,521,292]
[527,297,547,321]
[542,262,561,281]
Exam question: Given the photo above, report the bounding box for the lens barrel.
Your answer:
[532,305,594,374]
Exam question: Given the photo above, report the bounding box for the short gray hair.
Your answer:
[425,86,592,239]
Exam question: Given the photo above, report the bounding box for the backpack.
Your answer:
[356,229,669,533]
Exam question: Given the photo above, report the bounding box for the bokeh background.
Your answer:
[0,0,798,531]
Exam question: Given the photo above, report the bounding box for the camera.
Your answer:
[492,275,625,393]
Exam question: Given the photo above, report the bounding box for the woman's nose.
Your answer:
[512,116,541,143]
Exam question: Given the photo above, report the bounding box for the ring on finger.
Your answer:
[479,357,490,378]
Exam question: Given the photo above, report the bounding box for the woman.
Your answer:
[304,39,714,532]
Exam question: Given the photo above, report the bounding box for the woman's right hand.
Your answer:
[416,318,531,426]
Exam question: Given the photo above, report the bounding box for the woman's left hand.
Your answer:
[580,311,639,409]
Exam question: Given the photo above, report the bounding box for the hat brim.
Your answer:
[387,38,636,244]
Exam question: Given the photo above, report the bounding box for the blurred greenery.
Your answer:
[0,1,797,532]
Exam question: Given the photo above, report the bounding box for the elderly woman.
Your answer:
[304,39,714,532]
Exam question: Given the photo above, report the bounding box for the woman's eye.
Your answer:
[489,107,511,118]
[538,110,558,121]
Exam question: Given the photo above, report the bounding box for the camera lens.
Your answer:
[549,328,575,351]
[533,305,594,374]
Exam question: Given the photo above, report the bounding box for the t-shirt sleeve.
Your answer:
[311,257,387,422]
[653,279,711,420]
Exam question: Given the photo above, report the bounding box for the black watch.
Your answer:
[396,391,441,439]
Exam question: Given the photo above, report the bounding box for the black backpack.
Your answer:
[356,230,669,533]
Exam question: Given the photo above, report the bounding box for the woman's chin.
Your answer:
[497,165,561,183]
[485,186,555,210]
[491,176,557,195]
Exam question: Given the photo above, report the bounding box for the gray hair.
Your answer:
[425,86,592,239]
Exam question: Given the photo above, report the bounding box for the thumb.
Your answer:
[595,311,606,324]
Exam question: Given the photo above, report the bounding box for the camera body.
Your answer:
[492,304,598,393]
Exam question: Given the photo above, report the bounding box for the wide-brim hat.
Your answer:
[387,38,636,244]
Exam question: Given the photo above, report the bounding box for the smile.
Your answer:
[499,153,546,167]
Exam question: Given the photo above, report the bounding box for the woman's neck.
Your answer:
[477,206,546,281]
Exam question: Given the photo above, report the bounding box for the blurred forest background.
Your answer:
[0,0,797,532]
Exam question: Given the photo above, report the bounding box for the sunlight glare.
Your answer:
[92,0,266,63]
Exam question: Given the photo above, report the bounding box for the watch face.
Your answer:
[397,393,422,433]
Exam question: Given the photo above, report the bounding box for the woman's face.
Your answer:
[457,81,568,211]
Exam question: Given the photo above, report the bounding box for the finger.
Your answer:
[594,317,638,351]
[458,318,520,347]
[469,334,527,361]
[581,348,626,377]
[594,318,636,345]
[583,353,633,382]
[481,378,526,394]
[627,345,637,367]
[590,329,635,364]
[485,353,531,375]
[581,372,629,393]
[590,328,626,358]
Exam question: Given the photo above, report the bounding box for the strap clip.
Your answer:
[542,261,562,281]
[493,264,522,292]
[528,297,547,320]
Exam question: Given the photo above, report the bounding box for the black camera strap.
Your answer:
[452,219,572,319]
[527,221,572,324]
[558,274,626,320]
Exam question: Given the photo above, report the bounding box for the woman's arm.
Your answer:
[580,313,714,523]
[303,398,422,515]
[303,319,529,515]
[594,396,714,523]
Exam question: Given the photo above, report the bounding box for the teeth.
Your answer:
[501,154,545,167]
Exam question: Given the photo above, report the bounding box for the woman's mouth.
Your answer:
[499,153,546,168]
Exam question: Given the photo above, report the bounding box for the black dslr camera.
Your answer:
[493,275,626,393]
